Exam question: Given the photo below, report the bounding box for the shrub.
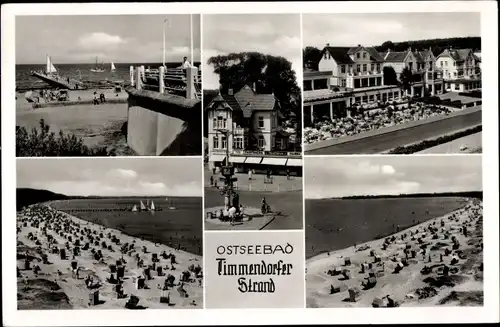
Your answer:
[388,125,482,154]
[16,119,112,157]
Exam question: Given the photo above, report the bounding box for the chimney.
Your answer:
[326,43,330,47]
[252,82,257,92]
[358,44,361,47]
[387,48,391,53]
[228,89,233,95]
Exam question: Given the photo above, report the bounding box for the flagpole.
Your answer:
[190,14,194,65]
[163,18,168,67]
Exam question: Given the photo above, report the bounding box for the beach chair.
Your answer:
[348,288,359,302]
[125,295,140,309]
[88,290,100,306]
[344,257,351,266]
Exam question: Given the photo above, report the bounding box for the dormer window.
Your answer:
[356,53,360,59]
[363,52,367,59]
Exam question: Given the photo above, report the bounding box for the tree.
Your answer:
[380,40,395,51]
[207,52,302,134]
[400,66,414,108]
[302,46,322,70]
[383,66,399,86]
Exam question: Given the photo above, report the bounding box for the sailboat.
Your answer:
[166,197,176,210]
[131,204,138,212]
[90,56,105,73]
[45,55,58,75]
[140,200,147,211]
[111,62,116,72]
[150,200,156,211]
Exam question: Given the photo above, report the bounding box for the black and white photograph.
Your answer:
[202,14,303,231]
[16,158,203,309]
[302,13,482,155]
[305,155,483,308]
[16,14,202,157]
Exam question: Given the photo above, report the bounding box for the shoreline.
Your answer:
[17,202,203,310]
[306,198,483,308]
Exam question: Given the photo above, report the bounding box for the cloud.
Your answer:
[110,169,137,180]
[78,32,127,50]
[381,165,396,175]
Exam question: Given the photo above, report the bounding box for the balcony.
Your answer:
[233,127,249,135]
[213,123,228,131]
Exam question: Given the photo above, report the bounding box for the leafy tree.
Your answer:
[380,40,395,51]
[302,46,322,70]
[400,67,414,108]
[16,119,111,157]
[207,51,302,135]
[383,66,399,86]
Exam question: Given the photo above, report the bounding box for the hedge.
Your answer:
[388,125,483,154]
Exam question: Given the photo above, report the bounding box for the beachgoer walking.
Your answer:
[210,175,214,186]
[248,170,252,180]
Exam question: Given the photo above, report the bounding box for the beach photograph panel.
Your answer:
[202,14,303,231]
[305,155,483,308]
[302,12,482,155]
[16,157,203,310]
[16,14,202,157]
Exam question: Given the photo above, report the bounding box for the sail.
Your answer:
[140,200,146,210]
[132,205,138,212]
[111,62,116,71]
[150,201,155,211]
[46,55,57,74]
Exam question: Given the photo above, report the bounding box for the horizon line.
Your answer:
[306,190,483,200]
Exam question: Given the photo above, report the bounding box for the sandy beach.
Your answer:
[17,203,203,310]
[306,198,483,308]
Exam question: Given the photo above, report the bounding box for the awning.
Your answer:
[229,156,246,163]
[245,157,263,164]
[261,157,288,166]
[209,154,226,162]
[286,158,303,167]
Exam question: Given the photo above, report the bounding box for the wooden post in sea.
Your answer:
[130,66,135,87]
[186,66,197,100]
[159,66,165,94]
[136,67,142,91]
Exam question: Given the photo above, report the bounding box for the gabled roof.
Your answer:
[322,45,385,64]
[380,50,408,62]
[207,84,277,119]
[323,46,354,64]
[437,48,475,62]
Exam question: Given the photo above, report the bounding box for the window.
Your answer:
[355,96,361,103]
[356,64,361,73]
[258,135,265,148]
[382,93,387,102]
[212,118,217,129]
[363,52,367,59]
[445,61,448,67]
[341,65,346,73]
[221,136,227,149]
[234,137,243,150]
[348,64,352,72]
[341,79,346,87]
[213,136,219,149]
[357,53,360,59]
[369,95,374,102]
[376,94,380,101]
[362,95,368,103]
[362,64,367,72]
[454,84,460,91]
[215,116,226,129]
[376,63,381,72]
[258,116,264,128]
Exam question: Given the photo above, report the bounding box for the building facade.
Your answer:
[205,85,302,174]
[436,48,482,92]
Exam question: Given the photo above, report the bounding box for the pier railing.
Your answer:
[129,65,201,100]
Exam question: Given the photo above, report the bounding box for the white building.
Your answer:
[436,48,482,92]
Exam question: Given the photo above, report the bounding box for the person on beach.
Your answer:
[228,206,237,225]
[93,92,99,105]
[210,175,214,186]
[248,170,252,180]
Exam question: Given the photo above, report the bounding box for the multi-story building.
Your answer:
[205,84,302,174]
[436,48,482,92]
[380,47,445,97]
[303,44,403,123]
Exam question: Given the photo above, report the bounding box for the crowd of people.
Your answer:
[304,102,453,145]
[17,204,203,309]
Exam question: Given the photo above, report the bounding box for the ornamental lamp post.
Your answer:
[215,128,237,207]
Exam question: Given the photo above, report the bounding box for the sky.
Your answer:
[16,15,201,64]
[303,12,481,48]
[17,158,202,197]
[305,156,482,199]
[202,14,302,90]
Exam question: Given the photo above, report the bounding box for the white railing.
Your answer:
[130,65,201,100]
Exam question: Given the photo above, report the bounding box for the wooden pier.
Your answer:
[31,71,86,90]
